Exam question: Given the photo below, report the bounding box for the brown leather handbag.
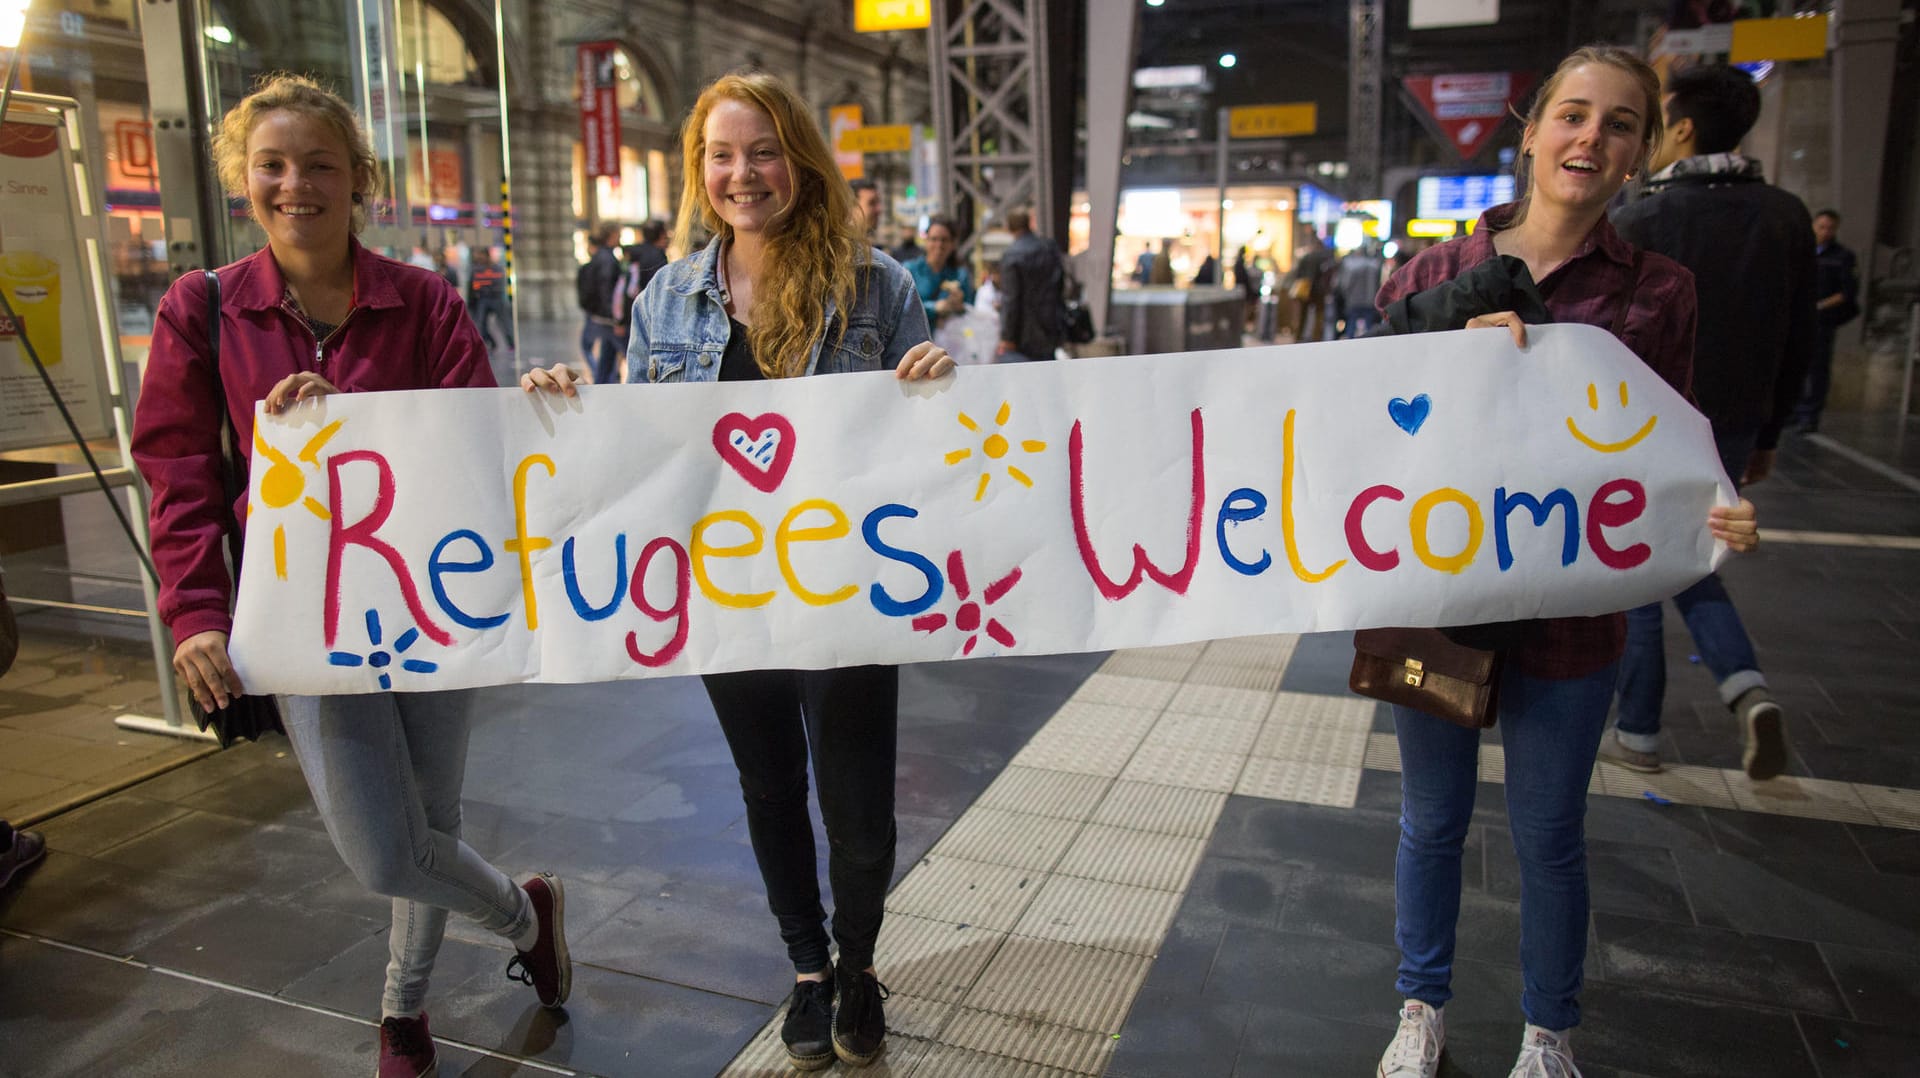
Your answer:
[1349,627,1502,729]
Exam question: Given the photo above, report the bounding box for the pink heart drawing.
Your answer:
[711,412,797,493]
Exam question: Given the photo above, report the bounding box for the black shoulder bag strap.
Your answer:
[201,270,248,573]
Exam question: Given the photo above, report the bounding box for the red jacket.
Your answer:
[131,240,496,642]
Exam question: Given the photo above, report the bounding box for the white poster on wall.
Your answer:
[230,325,1735,695]
[0,100,115,452]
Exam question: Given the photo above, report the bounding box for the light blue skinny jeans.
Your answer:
[1392,660,1617,1032]
[281,690,531,1017]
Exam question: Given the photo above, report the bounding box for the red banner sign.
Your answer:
[1402,71,1537,161]
[579,43,621,180]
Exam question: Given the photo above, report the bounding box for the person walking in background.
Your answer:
[610,219,672,366]
[1606,62,1813,780]
[1333,239,1385,338]
[996,208,1066,363]
[521,71,953,1072]
[1284,229,1333,341]
[576,219,623,383]
[1791,208,1860,432]
[466,247,514,351]
[130,74,570,1078]
[1366,46,1758,1078]
[850,177,881,241]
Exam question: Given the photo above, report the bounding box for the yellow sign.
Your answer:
[1729,15,1828,63]
[837,124,914,155]
[855,0,930,32]
[1406,219,1460,239]
[829,105,864,180]
[1228,103,1318,139]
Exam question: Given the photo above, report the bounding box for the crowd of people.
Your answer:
[92,41,1842,1076]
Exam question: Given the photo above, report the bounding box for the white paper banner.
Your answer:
[230,324,1734,695]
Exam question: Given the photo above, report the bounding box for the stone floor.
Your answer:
[2,398,1916,1077]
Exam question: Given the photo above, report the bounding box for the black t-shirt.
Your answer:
[720,319,764,381]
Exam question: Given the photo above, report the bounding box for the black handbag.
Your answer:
[190,269,284,748]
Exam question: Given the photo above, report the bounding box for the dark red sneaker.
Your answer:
[505,873,571,1008]
[377,1013,438,1078]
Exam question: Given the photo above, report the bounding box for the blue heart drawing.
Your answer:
[1388,394,1432,435]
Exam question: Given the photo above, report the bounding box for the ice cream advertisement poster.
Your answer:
[0,102,114,452]
[231,325,1737,695]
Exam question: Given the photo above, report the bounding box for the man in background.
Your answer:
[996,209,1065,363]
[1607,63,1815,780]
[576,220,623,384]
[1790,208,1861,432]
[466,247,514,351]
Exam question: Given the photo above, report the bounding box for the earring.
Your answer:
[352,192,364,204]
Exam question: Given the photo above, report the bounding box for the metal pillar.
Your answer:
[1347,0,1383,198]
[1082,0,1137,340]
[927,0,1052,263]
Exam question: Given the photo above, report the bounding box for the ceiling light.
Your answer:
[1218,53,1237,69]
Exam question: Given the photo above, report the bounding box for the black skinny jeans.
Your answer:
[702,665,898,974]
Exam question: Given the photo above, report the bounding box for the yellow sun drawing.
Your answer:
[252,419,342,578]
[944,401,1048,501]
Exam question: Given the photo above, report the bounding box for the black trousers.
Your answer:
[701,665,898,973]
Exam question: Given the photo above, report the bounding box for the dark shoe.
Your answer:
[782,976,836,1071]
[1595,729,1662,774]
[0,827,46,891]
[505,873,571,1008]
[832,962,891,1067]
[1735,687,1786,780]
[377,1013,439,1078]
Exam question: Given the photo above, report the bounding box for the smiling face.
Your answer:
[246,109,359,256]
[924,222,956,268]
[1521,63,1650,215]
[1566,379,1660,454]
[702,98,793,239]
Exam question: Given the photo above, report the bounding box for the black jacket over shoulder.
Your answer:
[1610,172,1816,451]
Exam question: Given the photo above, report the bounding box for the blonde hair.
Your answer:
[674,72,867,379]
[212,73,379,234]
[1512,45,1664,224]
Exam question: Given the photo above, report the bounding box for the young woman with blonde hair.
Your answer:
[523,70,951,1069]
[1367,46,1758,1078]
[133,73,569,1078]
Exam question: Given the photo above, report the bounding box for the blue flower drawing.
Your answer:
[328,609,439,690]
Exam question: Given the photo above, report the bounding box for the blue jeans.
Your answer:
[580,318,623,384]
[1393,661,1616,1031]
[1614,428,1766,749]
[282,690,531,1017]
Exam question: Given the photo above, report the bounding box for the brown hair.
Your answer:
[212,73,379,234]
[1512,45,1664,223]
[674,71,866,379]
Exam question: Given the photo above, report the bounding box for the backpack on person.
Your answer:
[610,262,642,330]
[575,259,599,315]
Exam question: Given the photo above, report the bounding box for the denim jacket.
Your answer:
[625,236,931,382]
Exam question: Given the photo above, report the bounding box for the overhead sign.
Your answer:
[578,43,621,180]
[227,325,1734,694]
[1415,174,1516,221]
[828,104,864,181]
[1227,103,1317,139]
[1402,71,1537,161]
[837,124,914,155]
[854,0,930,32]
[1409,0,1498,29]
[1730,15,1829,63]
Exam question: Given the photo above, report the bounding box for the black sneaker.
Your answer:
[832,962,891,1067]
[782,977,835,1071]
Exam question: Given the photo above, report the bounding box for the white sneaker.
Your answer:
[1377,1000,1444,1078]
[1508,1024,1582,1077]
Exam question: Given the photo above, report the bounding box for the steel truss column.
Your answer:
[1348,0,1383,198]
[927,0,1052,262]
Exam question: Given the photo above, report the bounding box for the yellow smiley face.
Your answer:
[1566,380,1658,453]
